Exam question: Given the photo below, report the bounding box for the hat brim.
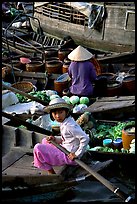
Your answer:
[43,103,73,113]
[68,45,93,61]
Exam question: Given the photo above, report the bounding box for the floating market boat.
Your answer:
[30,2,135,53]
[2,84,135,202]
[2,122,113,202]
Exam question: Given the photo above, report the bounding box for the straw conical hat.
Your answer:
[68,45,93,61]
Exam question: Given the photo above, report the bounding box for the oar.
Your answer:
[2,111,52,136]
[50,140,133,202]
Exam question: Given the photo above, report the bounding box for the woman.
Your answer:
[33,98,89,174]
[67,45,97,97]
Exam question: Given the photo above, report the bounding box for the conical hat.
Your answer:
[68,45,93,61]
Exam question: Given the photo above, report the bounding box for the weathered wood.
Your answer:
[14,70,48,79]
[2,147,27,171]
[96,96,135,102]
[31,2,135,53]
[2,125,17,156]
[86,96,135,113]
[2,32,44,54]
[2,112,52,135]
[2,41,28,56]
[2,174,64,186]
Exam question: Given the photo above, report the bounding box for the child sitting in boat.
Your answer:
[33,98,89,174]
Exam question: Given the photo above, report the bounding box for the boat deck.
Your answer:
[2,147,64,177]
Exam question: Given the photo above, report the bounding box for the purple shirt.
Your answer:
[68,61,97,96]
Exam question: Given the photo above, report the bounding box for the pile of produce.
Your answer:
[91,120,135,140]
[62,95,90,113]
[76,115,135,154]
[87,120,135,153]
[16,90,50,105]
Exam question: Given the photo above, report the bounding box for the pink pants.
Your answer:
[33,138,77,171]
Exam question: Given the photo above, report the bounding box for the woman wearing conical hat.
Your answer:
[67,45,97,97]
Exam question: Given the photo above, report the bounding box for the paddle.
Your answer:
[50,140,133,202]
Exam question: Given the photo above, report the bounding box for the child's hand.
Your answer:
[68,152,76,160]
[46,136,55,143]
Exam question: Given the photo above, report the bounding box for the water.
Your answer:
[9,183,134,203]
[64,178,135,202]
[13,172,134,203]
[58,175,135,203]
[5,172,134,203]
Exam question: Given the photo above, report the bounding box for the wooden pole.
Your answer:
[50,140,133,202]
[2,82,48,106]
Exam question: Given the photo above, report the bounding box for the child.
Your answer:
[33,98,89,174]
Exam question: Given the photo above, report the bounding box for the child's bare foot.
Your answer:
[48,168,56,174]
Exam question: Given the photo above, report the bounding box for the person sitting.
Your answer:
[33,98,89,174]
[65,45,97,97]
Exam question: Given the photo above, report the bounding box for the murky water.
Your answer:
[8,173,134,203]
[64,178,135,202]
[15,173,134,203]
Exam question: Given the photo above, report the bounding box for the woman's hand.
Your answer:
[68,152,76,160]
[46,135,55,143]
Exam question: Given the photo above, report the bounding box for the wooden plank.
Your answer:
[86,100,135,113]
[2,147,27,171]
[2,125,17,156]
[2,112,52,135]
[95,96,135,102]
[2,42,28,56]
[14,71,48,79]
[2,174,64,186]
[2,153,64,186]
[16,128,33,148]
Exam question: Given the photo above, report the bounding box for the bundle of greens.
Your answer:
[16,91,50,105]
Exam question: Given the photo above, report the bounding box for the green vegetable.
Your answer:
[91,120,135,141]
[80,97,89,105]
[18,125,27,129]
[69,95,80,105]
[16,91,50,105]
[62,96,71,104]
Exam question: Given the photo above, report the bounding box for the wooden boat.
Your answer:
[97,51,135,64]
[2,85,135,201]
[2,33,64,54]
[85,96,135,120]
[30,2,135,53]
[2,122,113,202]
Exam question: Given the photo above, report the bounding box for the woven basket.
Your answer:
[26,61,44,72]
[11,81,34,93]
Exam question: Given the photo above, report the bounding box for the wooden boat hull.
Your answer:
[85,96,135,120]
[2,124,113,201]
[30,2,135,53]
[2,32,64,54]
